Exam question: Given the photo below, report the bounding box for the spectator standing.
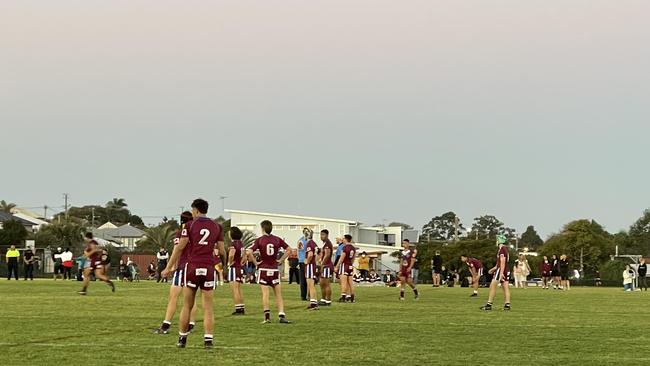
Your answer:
[156,248,169,283]
[559,255,570,291]
[358,252,370,280]
[623,265,635,292]
[23,248,35,281]
[637,259,647,291]
[61,248,73,280]
[288,250,299,284]
[411,256,420,285]
[6,245,20,280]
[540,256,552,289]
[551,254,561,289]
[52,247,63,280]
[334,238,344,268]
[514,255,531,288]
[297,229,309,301]
[431,251,443,287]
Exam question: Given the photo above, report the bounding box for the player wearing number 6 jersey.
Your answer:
[162,199,225,349]
[334,235,357,303]
[246,220,292,324]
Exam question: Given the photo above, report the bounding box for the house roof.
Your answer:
[93,224,145,238]
[225,209,360,225]
[12,213,49,226]
[0,211,36,227]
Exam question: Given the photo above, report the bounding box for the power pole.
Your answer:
[91,207,96,227]
[43,205,48,219]
[454,215,459,242]
[63,193,69,220]
[220,196,227,214]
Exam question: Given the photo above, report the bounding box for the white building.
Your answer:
[226,209,419,273]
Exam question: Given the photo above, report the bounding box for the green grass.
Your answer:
[1,280,649,365]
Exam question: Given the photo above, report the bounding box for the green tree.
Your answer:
[241,230,257,248]
[135,224,177,254]
[628,209,650,255]
[34,222,86,252]
[519,225,544,250]
[422,212,463,241]
[106,198,128,209]
[0,220,29,245]
[0,200,17,213]
[470,215,504,240]
[539,219,614,275]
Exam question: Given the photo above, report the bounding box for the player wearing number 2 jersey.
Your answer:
[162,199,225,349]
[247,220,292,324]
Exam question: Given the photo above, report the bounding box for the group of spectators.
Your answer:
[4,245,75,281]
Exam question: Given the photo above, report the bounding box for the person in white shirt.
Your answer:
[60,248,74,280]
[156,248,169,283]
[623,265,635,292]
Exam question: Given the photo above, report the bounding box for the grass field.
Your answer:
[1,280,649,366]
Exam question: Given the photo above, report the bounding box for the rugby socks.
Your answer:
[339,294,347,302]
[264,310,271,321]
[177,332,188,348]
[503,303,511,311]
[188,322,195,332]
[204,334,213,344]
[413,288,419,298]
[309,299,318,308]
[160,320,171,332]
[349,294,355,303]
[400,289,405,299]
[279,312,286,319]
[234,304,245,314]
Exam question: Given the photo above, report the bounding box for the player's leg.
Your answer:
[338,272,348,302]
[94,267,116,292]
[406,277,419,299]
[502,280,511,310]
[200,288,214,348]
[481,278,499,310]
[230,279,245,315]
[176,286,196,348]
[79,267,93,294]
[272,283,290,323]
[347,275,355,302]
[399,275,406,300]
[307,274,319,310]
[261,284,271,323]
[155,284,182,334]
[471,275,479,296]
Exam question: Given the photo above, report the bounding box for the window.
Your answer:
[289,225,298,231]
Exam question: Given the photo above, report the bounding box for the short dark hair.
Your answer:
[85,232,93,239]
[180,211,193,224]
[403,239,410,243]
[321,229,329,235]
[460,254,468,258]
[344,234,352,242]
[261,220,273,234]
[191,198,209,214]
[230,227,243,240]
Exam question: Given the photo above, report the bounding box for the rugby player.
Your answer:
[78,232,115,295]
[303,228,320,310]
[460,254,483,297]
[318,229,334,306]
[398,239,419,301]
[228,226,246,315]
[481,234,511,311]
[334,234,356,303]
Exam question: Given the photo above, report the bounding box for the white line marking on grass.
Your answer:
[0,342,259,350]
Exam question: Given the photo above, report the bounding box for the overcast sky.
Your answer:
[1,1,648,237]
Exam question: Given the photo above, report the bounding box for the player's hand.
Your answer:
[161,268,171,278]
[488,268,495,275]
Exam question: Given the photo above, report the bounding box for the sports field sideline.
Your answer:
[1,280,648,366]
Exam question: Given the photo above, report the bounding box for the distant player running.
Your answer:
[398,239,419,301]
[162,199,225,349]
[318,229,334,306]
[228,227,246,315]
[461,254,483,297]
[154,211,199,334]
[78,232,115,295]
[246,220,292,324]
[481,234,511,311]
[334,235,356,303]
[303,228,320,310]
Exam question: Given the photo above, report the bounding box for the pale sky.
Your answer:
[1,1,648,237]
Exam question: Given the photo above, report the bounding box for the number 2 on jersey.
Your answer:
[198,229,210,245]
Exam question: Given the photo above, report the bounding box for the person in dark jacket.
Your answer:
[638,258,647,291]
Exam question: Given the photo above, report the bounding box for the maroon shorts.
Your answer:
[184,263,216,290]
[399,269,412,279]
[305,263,318,280]
[257,269,280,287]
[321,265,334,279]
[338,264,354,277]
[493,268,511,284]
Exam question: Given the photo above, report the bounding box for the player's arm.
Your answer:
[499,255,506,280]
[407,249,417,272]
[305,248,313,266]
[277,247,291,265]
[469,266,477,278]
[228,247,236,267]
[163,237,188,276]
[321,247,331,271]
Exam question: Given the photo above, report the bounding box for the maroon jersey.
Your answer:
[341,244,357,266]
[181,217,224,267]
[541,260,552,276]
[250,234,289,270]
[85,240,101,265]
[229,240,243,271]
[305,240,317,265]
[321,239,334,267]
[400,248,416,272]
[496,245,509,269]
[467,257,482,270]
[175,222,192,267]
